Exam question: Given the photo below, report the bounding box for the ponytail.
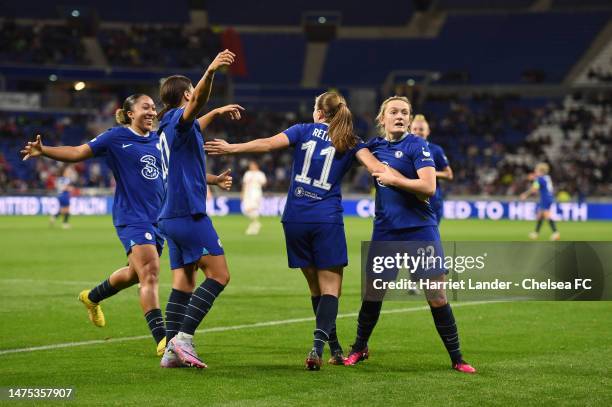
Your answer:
[115,108,130,125]
[315,92,357,153]
[115,93,147,126]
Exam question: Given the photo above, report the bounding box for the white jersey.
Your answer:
[56,176,71,194]
[242,170,266,202]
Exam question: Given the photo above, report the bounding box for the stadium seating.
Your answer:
[322,12,610,85]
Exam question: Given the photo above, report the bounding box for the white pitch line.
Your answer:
[0,301,499,356]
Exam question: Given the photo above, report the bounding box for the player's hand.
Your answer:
[21,134,44,160]
[205,139,236,155]
[372,165,399,187]
[207,49,236,73]
[216,104,245,121]
[519,193,528,200]
[215,169,232,190]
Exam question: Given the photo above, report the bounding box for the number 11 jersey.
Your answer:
[281,122,365,224]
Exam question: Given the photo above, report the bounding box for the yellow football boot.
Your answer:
[78,290,106,327]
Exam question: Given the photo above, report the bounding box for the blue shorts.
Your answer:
[115,222,164,256]
[370,225,446,280]
[159,214,224,270]
[538,200,553,211]
[282,222,348,269]
[58,192,70,208]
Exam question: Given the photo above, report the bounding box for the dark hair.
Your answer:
[157,75,192,120]
[315,91,356,153]
[115,93,147,125]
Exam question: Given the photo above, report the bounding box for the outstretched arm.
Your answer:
[21,135,93,162]
[205,133,291,155]
[182,49,236,124]
[197,104,245,131]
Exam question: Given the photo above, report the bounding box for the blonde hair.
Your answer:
[315,91,356,153]
[536,162,550,174]
[115,94,147,125]
[375,96,412,137]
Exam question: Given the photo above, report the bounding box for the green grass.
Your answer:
[0,216,610,406]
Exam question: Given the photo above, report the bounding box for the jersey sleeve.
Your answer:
[354,137,367,152]
[170,107,195,135]
[283,124,307,145]
[436,146,450,169]
[411,138,436,170]
[87,129,114,157]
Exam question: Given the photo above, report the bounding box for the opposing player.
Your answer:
[343,96,476,373]
[410,114,453,224]
[156,50,239,369]
[21,94,169,356]
[520,162,560,240]
[242,161,267,235]
[50,166,74,229]
[206,91,391,370]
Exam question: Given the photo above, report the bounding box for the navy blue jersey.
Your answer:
[367,134,437,230]
[88,126,164,226]
[158,108,208,219]
[534,175,554,203]
[282,123,365,224]
[427,141,449,208]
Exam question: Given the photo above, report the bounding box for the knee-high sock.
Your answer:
[352,300,383,352]
[165,289,191,342]
[88,278,119,303]
[179,278,225,336]
[312,295,338,357]
[430,303,463,364]
[311,296,342,353]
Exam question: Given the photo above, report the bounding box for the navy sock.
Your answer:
[311,296,342,353]
[535,218,543,232]
[313,295,338,357]
[180,278,225,336]
[88,278,119,303]
[63,213,70,223]
[165,289,191,342]
[430,303,463,364]
[352,300,382,352]
[144,308,166,344]
[549,219,557,232]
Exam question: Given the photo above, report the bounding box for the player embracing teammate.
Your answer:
[343,97,476,373]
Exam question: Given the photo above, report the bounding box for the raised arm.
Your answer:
[182,49,236,124]
[205,133,291,155]
[197,104,245,131]
[21,135,93,163]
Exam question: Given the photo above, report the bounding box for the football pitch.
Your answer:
[0,216,610,406]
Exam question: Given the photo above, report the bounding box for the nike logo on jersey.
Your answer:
[122,144,133,148]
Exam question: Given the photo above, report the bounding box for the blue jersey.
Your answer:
[88,126,164,226]
[367,134,437,230]
[282,123,365,224]
[158,107,208,219]
[535,175,554,203]
[427,141,449,208]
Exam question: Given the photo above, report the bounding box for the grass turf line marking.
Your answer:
[0,300,502,356]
